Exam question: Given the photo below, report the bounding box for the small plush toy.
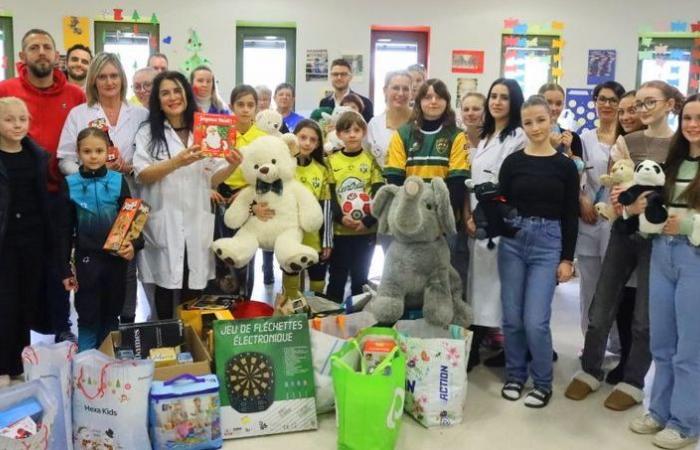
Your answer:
[321,106,354,153]
[254,110,283,136]
[595,158,635,221]
[211,135,323,273]
[364,177,472,329]
[618,159,668,235]
[465,178,519,249]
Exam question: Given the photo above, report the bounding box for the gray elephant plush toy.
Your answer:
[365,176,472,329]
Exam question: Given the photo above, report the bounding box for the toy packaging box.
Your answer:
[117,320,185,360]
[193,113,237,158]
[213,315,317,439]
[149,374,222,450]
[103,198,150,254]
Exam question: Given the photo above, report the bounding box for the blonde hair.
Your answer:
[0,97,29,116]
[85,52,127,106]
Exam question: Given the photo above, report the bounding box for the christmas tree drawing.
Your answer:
[181,28,211,74]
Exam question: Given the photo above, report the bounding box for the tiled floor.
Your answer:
[30,249,698,450]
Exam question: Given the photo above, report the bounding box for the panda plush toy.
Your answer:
[617,159,668,235]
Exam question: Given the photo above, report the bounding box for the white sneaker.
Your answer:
[630,413,664,434]
[652,428,699,449]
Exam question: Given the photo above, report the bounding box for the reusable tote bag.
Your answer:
[72,350,153,449]
[22,341,77,450]
[395,319,472,427]
[331,327,406,450]
[0,379,58,450]
[310,312,377,414]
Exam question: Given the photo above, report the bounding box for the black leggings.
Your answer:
[154,250,202,319]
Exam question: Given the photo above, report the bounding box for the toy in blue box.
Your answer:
[149,374,222,450]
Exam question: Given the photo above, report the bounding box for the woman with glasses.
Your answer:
[56,53,149,325]
[367,70,413,168]
[130,67,157,108]
[566,80,684,412]
[575,81,625,365]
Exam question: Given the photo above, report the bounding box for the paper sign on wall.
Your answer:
[62,16,90,50]
[306,49,328,81]
[566,88,597,131]
[587,50,616,85]
[451,50,484,74]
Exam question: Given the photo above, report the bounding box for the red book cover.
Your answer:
[193,112,237,158]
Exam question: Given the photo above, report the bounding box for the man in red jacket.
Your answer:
[0,29,85,343]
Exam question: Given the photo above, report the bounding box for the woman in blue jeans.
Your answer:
[629,95,700,450]
[498,95,579,407]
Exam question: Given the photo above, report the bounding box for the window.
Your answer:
[636,34,700,96]
[235,24,296,101]
[370,27,429,115]
[0,15,14,81]
[501,33,561,97]
[94,21,160,98]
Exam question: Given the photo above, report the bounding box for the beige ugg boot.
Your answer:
[565,371,601,401]
[604,382,644,411]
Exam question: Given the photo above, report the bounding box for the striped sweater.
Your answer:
[668,157,700,236]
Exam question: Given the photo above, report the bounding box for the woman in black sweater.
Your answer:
[498,95,580,408]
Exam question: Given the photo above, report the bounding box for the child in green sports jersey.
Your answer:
[325,111,384,303]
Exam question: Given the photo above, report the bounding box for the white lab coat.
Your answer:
[468,128,526,327]
[576,128,612,257]
[366,112,393,168]
[57,102,149,166]
[132,123,225,290]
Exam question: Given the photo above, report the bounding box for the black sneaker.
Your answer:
[524,387,552,408]
[501,381,524,401]
[55,330,77,344]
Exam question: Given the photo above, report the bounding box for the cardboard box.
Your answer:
[214,315,317,439]
[99,325,213,381]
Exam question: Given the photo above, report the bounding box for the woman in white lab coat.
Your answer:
[133,71,241,319]
[575,81,626,344]
[466,78,526,370]
[57,52,148,181]
[56,52,149,324]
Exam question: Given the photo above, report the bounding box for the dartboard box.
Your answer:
[213,315,317,439]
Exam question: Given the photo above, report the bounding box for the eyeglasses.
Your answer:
[634,98,665,111]
[595,95,619,106]
[133,82,153,92]
[97,73,120,82]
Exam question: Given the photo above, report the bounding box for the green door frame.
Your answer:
[93,21,160,55]
[0,16,14,80]
[235,24,296,88]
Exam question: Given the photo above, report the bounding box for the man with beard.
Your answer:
[0,29,85,343]
[64,44,92,89]
[319,58,374,123]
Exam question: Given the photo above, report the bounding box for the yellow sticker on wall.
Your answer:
[63,16,90,50]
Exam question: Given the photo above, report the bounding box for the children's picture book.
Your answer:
[193,112,237,158]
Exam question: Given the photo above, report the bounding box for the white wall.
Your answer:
[6,0,698,113]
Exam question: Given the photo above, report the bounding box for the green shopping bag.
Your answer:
[331,327,406,450]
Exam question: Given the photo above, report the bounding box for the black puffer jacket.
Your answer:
[0,136,53,251]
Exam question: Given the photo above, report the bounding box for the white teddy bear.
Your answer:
[322,106,354,154]
[255,109,283,136]
[211,134,323,273]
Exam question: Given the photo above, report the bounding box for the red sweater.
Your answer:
[0,63,86,192]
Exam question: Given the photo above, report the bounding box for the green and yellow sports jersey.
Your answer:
[327,149,383,236]
[384,123,470,181]
[296,158,332,250]
[224,124,268,190]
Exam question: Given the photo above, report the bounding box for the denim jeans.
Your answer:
[498,217,561,391]
[648,236,700,437]
[581,228,651,388]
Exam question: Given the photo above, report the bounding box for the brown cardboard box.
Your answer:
[99,325,212,381]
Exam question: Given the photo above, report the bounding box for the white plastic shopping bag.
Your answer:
[395,319,472,428]
[72,350,153,449]
[0,379,58,450]
[309,312,376,414]
[22,341,77,450]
